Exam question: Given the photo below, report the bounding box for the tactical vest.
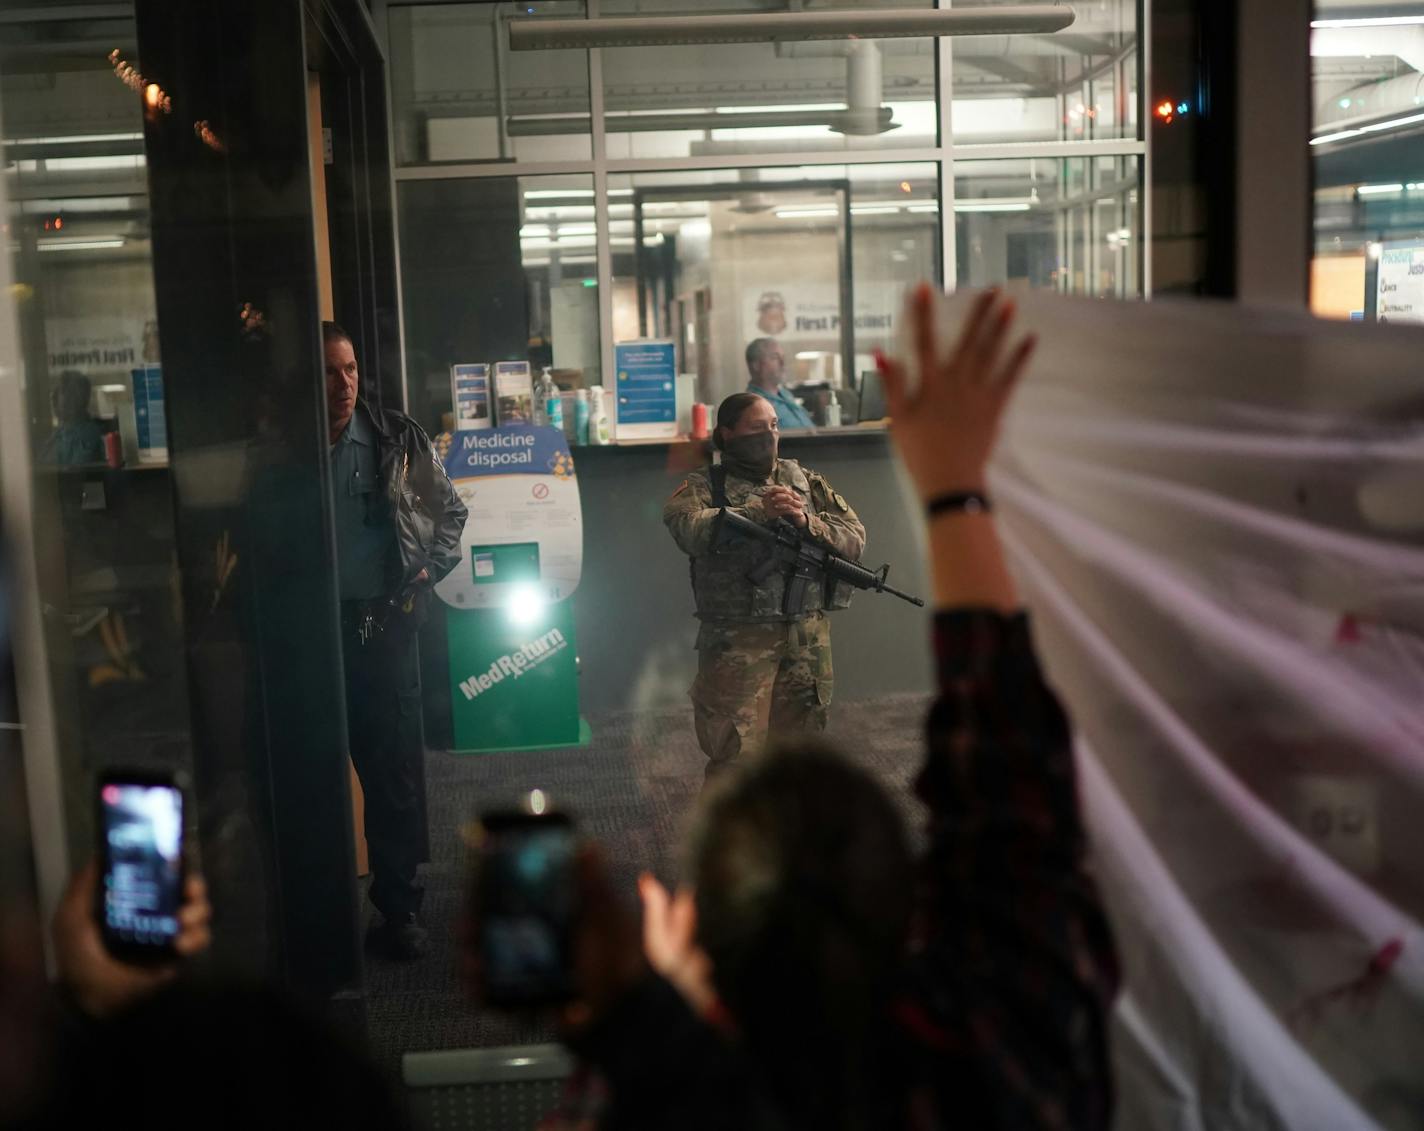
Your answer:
[690,461,851,622]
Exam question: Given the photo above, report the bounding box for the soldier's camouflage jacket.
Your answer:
[663,458,866,622]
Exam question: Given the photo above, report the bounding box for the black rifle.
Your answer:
[712,507,924,611]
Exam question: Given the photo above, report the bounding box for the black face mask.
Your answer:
[722,430,777,479]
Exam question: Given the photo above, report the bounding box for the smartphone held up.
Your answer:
[470,797,579,1009]
[95,769,186,962]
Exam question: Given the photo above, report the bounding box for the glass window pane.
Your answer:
[389,2,592,166]
[952,0,1137,144]
[599,0,937,160]
[398,174,601,438]
[955,156,1142,297]
[1310,2,1424,321]
[1,16,193,846]
[608,163,939,425]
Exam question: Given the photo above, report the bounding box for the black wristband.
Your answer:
[926,490,991,517]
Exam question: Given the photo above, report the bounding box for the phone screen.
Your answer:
[99,779,184,954]
[479,815,577,1006]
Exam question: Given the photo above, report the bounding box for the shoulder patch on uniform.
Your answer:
[833,492,849,512]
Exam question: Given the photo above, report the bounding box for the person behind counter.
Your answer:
[42,370,107,466]
[663,393,864,782]
[744,338,813,430]
[323,320,467,961]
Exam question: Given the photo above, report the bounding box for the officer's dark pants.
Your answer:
[341,602,425,921]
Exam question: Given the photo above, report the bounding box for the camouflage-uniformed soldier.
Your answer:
[664,393,865,778]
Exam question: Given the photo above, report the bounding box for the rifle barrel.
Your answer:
[882,583,926,608]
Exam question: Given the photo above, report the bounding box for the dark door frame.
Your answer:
[133,0,405,1026]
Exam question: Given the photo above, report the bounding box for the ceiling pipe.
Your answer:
[835,41,899,136]
[1312,70,1424,133]
[505,106,895,137]
[509,6,1077,51]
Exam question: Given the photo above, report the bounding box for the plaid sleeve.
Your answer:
[904,610,1120,1131]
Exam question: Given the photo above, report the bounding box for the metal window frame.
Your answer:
[370,0,1151,387]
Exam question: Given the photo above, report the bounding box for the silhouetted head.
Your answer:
[686,744,913,1127]
[50,370,92,425]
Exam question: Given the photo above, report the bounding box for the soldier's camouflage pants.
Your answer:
[689,613,833,776]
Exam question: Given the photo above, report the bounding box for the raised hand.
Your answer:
[876,285,1035,502]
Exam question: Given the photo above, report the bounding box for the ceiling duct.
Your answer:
[1312,25,1424,76]
[509,6,1077,51]
[506,105,895,137]
[833,40,899,136]
[729,170,775,214]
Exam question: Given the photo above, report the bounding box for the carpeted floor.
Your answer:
[362,693,931,1071]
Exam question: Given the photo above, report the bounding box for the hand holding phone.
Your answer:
[96,770,187,961]
[470,808,580,1009]
[466,802,644,1021]
[55,861,211,1020]
[49,770,212,1019]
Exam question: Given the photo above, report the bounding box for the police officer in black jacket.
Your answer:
[323,321,467,960]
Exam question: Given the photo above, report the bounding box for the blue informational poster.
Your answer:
[613,340,677,433]
[131,364,167,461]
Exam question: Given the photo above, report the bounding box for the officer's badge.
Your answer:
[833,492,849,512]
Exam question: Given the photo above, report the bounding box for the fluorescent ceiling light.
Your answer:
[40,155,146,172]
[717,103,844,115]
[38,238,125,252]
[17,196,143,215]
[511,6,1076,50]
[850,205,902,215]
[12,132,144,146]
[907,203,941,213]
[524,189,594,198]
[775,207,841,218]
[1357,183,1405,195]
[521,236,597,250]
[525,205,596,219]
[1311,15,1424,28]
[1311,111,1424,146]
[98,384,128,393]
[955,202,1032,212]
